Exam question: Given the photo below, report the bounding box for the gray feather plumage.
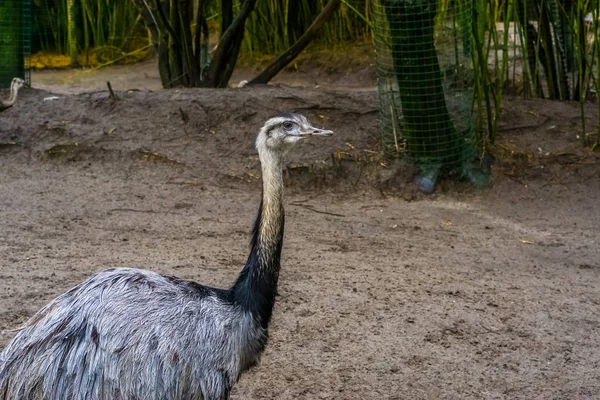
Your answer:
[1,268,264,400]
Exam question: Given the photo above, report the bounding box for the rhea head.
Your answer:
[11,77,26,91]
[256,113,333,156]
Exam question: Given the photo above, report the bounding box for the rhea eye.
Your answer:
[282,121,294,131]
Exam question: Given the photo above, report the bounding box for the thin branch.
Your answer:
[216,25,246,87]
[204,0,257,85]
[106,81,118,100]
[108,208,182,215]
[497,117,551,132]
[194,0,204,60]
[289,203,345,217]
[132,0,160,47]
[156,0,181,49]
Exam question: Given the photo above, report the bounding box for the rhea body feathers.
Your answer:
[0,113,333,400]
[0,78,26,111]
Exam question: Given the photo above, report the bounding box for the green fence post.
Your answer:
[0,0,32,88]
[372,0,488,192]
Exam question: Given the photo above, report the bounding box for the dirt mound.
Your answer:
[1,86,383,191]
[1,83,600,399]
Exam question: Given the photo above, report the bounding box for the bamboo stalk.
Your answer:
[66,0,77,63]
[386,77,400,153]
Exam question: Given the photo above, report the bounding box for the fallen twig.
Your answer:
[342,109,378,115]
[478,323,503,334]
[274,95,309,103]
[291,106,340,112]
[108,208,182,215]
[497,117,550,132]
[179,108,189,123]
[107,81,118,101]
[166,178,203,186]
[503,173,527,186]
[289,203,345,217]
[140,149,185,165]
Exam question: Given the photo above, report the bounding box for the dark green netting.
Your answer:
[373,0,486,191]
[0,0,32,88]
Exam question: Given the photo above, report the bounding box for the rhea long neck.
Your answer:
[232,147,285,328]
[7,83,19,105]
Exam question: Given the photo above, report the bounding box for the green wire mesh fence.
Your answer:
[0,0,32,88]
[372,0,482,190]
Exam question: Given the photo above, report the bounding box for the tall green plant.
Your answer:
[133,0,258,87]
[67,0,77,62]
[471,0,513,144]
[79,0,143,51]
[471,0,600,149]
[32,0,146,57]
[34,0,68,53]
[242,0,371,56]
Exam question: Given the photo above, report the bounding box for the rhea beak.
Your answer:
[299,127,334,137]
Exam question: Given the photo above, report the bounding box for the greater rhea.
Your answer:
[0,113,333,400]
[0,78,26,111]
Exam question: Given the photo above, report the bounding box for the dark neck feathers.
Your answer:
[232,149,285,328]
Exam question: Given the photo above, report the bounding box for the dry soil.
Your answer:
[0,59,599,399]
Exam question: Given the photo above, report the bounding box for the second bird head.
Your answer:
[257,112,333,153]
[12,77,27,91]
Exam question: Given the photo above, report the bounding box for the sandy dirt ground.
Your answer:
[1,58,600,399]
[29,51,376,95]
